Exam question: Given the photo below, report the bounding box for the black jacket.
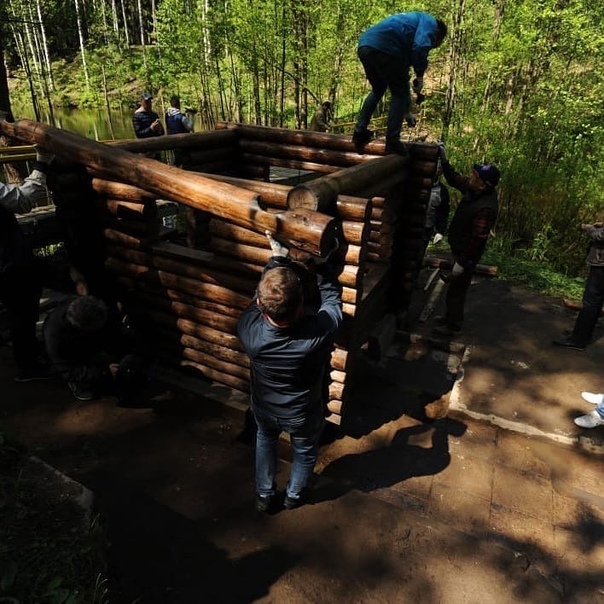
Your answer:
[237,257,342,419]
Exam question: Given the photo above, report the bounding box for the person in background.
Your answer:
[553,221,604,351]
[432,144,500,336]
[132,92,164,140]
[309,101,334,133]
[574,391,604,429]
[165,95,195,168]
[352,11,447,155]
[237,232,342,513]
[0,141,54,382]
[422,158,450,256]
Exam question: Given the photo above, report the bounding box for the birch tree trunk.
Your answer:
[74,0,90,89]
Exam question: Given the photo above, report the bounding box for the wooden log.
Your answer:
[109,129,238,153]
[342,302,356,317]
[561,298,604,316]
[124,288,240,333]
[325,413,341,426]
[209,236,270,267]
[200,174,373,222]
[423,257,499,277]
[239,139,375,168]
[240,152,340,175]
[1,119,336,256]
[330,370,346,384]
[327,400,343,415]
[180,360,249,393]
[117,275,243,318]
[92,178,157,202]
[187,147,234,165]
[341,220,370,246]
[97,199,158,221]
[104,217,159,238]
[209,220,268,249]
[331,348,348,371]
[104,228,150,249]
[181,347,249,381]
[135,308,245,352]
[329,382,344,401]
[108,243,257,294]
[215,121,382,155]
[287,155,409,212]
[106,256,251,309]
[156,328,250,368]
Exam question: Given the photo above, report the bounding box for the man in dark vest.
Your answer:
[433,144,500,336]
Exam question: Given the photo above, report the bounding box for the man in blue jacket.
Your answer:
[353,12,447,154]
[165,95,194,167]
[237,232,342,512]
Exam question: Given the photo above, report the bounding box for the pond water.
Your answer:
[10,104,204,141]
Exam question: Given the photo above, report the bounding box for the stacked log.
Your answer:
[0,116,442,428]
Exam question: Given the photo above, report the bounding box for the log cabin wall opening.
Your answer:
[0,119,439,429]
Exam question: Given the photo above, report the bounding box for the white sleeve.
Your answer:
[0,170,48,214]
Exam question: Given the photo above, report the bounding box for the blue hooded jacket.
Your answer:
[358,11,439,77]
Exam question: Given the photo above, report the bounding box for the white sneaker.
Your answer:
[581,391,604,405]
[574,410,604,429]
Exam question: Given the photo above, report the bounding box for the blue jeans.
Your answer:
[355,46,411,143]
[571,265,604,346]
[253,407,324,500]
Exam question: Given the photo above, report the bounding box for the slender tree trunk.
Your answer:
[74,0,90,89]
[36,0,54,91]
[0,25,26,182]
[120,0,131,47]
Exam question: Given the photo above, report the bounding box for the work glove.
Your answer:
[265,230,289,258]
[437,141,447,162]
[314,238,340,265]
[452,261,464,276]
[412,77,424,94]
[432,233,444,245]
[405,113,417,128]
[34,145,54,165]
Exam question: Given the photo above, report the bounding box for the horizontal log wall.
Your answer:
[91,124,441,426]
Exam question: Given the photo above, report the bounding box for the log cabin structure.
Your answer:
[0,118,439,427]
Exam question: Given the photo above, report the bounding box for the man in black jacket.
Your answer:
[237,232,342,512]
[132,92,164,139]
[433,144,500,335]
[0,145,53,381]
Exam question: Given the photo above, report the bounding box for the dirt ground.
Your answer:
[1,270,604,603]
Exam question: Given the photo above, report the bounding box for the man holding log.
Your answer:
[237,232,342,513]
[432,144,500,336]
[0,144,54,382]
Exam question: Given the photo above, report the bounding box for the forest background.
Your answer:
[1,0,604,282]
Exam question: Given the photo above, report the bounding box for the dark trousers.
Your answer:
[0,265,42,372]
[571,265,604,346]
[355,47,410,143]
[444,267,474,329]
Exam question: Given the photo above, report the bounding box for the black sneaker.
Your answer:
[68,382,95,402]
[384,140,408,155]
[552,339,586,352]
[352,129,374,149]
[283,494,303,510]
[14,367,54,383]
[255,494,275,513]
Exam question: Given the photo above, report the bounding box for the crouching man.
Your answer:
[43,295,122,401]
[237,232,342,512]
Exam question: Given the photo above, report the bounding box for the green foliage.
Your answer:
[5,0,604,276]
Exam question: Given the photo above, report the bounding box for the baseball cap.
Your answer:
[141,91,153,101]
[473,163,500,187]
